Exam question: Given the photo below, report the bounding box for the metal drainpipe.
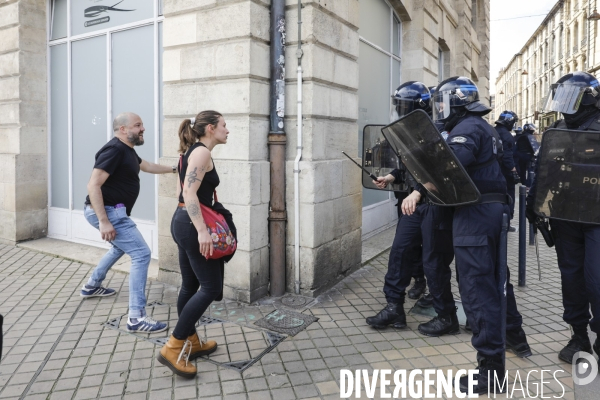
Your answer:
[294,0,303,295]
[268,0,287,297]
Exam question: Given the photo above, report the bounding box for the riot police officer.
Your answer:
[433,76,530,394]
[366,81,457,335]
[494,111,519,230]
[515,123,539,188]
[527,71,600,364]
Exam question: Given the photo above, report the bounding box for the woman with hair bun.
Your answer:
[157,110,235,378]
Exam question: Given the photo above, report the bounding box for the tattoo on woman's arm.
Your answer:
[187,203,200,218]
[186,166,205,188]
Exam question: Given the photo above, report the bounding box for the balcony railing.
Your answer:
[566,48,571,57]
[573,45,578,53]
[582,37,587,46]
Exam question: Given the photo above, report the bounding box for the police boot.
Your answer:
[366,302,406,329]
[558,333,591,363]
[407,277,426,299]
[459,356,506,395]
[506,329,532,358]
[417,311,459,337]
[416,293,433,308]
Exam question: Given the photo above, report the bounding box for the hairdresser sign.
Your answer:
[72,0,153,36]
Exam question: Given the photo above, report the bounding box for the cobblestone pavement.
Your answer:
[0,218,588,399]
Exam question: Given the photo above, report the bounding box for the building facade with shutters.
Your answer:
[0,0,490,302]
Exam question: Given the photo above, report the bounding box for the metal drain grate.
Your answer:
[197,315,227,326]
[254,309,318,336]
[101,303,286,373]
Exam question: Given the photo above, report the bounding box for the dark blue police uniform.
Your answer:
[529,114,600,338]
[514,133,537,187]
[419,203,455,315]
[383,200,455,315]
[394,190,425,281]
[495,124,517,218]
[382,170,426,304]
[448,114,524,359]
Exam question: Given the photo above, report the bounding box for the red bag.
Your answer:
[179,156,237,259]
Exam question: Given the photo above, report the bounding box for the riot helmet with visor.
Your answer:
[391,81,432,121]
[495,110,518,130]
[542,71,600,115]
[522,123,536,135]
[432,76,491,123]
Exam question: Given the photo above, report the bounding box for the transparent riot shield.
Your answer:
[381,110,481,206]
[362,125,408,192]
[533,128,600,225]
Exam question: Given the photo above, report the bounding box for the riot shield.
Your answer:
[533,128,600,225]
[381,109,481,206]
[362,125,408,192]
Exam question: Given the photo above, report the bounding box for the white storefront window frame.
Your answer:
[46,0,164,258]
[359,0,403,238]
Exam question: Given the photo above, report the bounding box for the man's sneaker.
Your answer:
[127,317,168,333]
[508,226,517,233]
[558,333,591,363]
[80,285,116,298]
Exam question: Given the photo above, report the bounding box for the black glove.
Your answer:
[525,207,537,225]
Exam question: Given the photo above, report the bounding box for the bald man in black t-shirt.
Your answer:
[81,112,177,334]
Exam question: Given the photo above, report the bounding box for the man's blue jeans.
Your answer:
[84,205,151,319]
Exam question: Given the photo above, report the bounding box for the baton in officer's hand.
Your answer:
[342,151,378,181]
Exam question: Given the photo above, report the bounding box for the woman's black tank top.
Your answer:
[178,142,220,206]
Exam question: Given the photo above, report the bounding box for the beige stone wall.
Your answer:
[0,0,48,243]
[283,0,362,296]
[159,0,363,300]
[158,0,272,302]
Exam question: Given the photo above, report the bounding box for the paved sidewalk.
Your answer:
[0,213,594,399]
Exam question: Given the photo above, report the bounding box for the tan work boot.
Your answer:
[188,331,218,360]
[157,336,197,379]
